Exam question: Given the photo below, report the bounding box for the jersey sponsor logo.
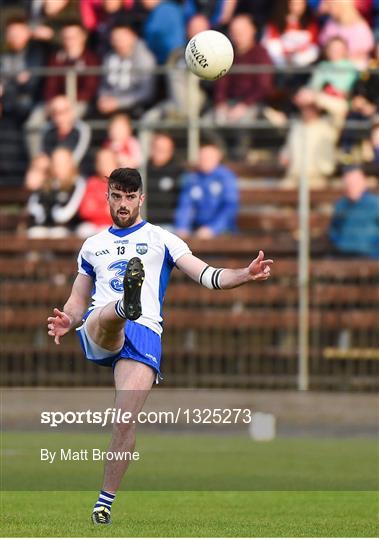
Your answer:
[136,243,148,255]
[95,249,110,256]
[108,259,128,292]
[114,239,129,244]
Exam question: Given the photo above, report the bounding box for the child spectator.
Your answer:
[175,139,239,238]
[329,166,379,259]
[146,132,182,227]
[309,37,357,94]
[27,147,86,238]
[39,95,91,165]
[262,0,319,68]
[77,147,115,238]
[103,113,142,168]
[319,0,374,68]
[0,16,46,122]
[142,0,185,64]
[279,88,340,188]
[97,24,156,117]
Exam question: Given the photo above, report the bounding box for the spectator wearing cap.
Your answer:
[329,167,379,259]
[175,140,239,238]
[146,132,183,227]
[141,0,185,64]
[97,24,156,117]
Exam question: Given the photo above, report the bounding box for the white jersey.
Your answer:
[77,221,191,335]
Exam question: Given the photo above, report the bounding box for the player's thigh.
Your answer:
[85,305,124,349]
[114,359,155,417]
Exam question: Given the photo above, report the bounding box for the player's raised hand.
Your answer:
[47,308,72,345]
[248,251,274,281]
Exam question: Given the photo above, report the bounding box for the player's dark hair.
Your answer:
[107,168,143,193]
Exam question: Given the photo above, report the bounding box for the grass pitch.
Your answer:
[1,432,378,537]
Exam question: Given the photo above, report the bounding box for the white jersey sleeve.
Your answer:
[77,239,96,279]
[160,228,192,264]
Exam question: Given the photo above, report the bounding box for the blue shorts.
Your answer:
[76,312,162,374]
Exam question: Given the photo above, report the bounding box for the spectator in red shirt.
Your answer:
[77,147,115,237]
[262,0,319,68]
[103,113,142,168]
[212,14,273,125]
[44,22,99,117]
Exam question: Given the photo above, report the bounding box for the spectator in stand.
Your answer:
[27,0,80,50]
[351,40,379,119]
[27,147,86,238]
[329,166,379,259]
[40,95,91,165]
[97,24,156,117]
[262,0,319,69]
[279,87,341,188]
[141,0,185,64]
[24,154,50,192]
[77,147,114,238]
[319,0,374,68]
[79,0,146,55]
[25,21,99,147]
[146,132,183,227]
[212,14,273,125]
[43,22,99,115]
[0,16,46,122]
[209,14,273,158]
[183,0,238,28]
[103,113,142,168]
[141,13,210,122]
[175,139,239,239]
[307,37,358,117]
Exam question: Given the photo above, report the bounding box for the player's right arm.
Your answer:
[47,273,93,345]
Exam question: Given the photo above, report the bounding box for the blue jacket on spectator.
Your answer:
[143,1,185,64]
[175,165,239,235]
[329,191,379,259]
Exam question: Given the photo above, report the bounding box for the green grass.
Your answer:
[1,432,378,536]
[2,491,378,537]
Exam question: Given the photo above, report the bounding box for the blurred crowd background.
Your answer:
[0,0,378,258]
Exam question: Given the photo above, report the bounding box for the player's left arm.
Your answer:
[176,250,273,289]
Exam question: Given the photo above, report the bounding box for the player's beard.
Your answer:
[111,205,139,229]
